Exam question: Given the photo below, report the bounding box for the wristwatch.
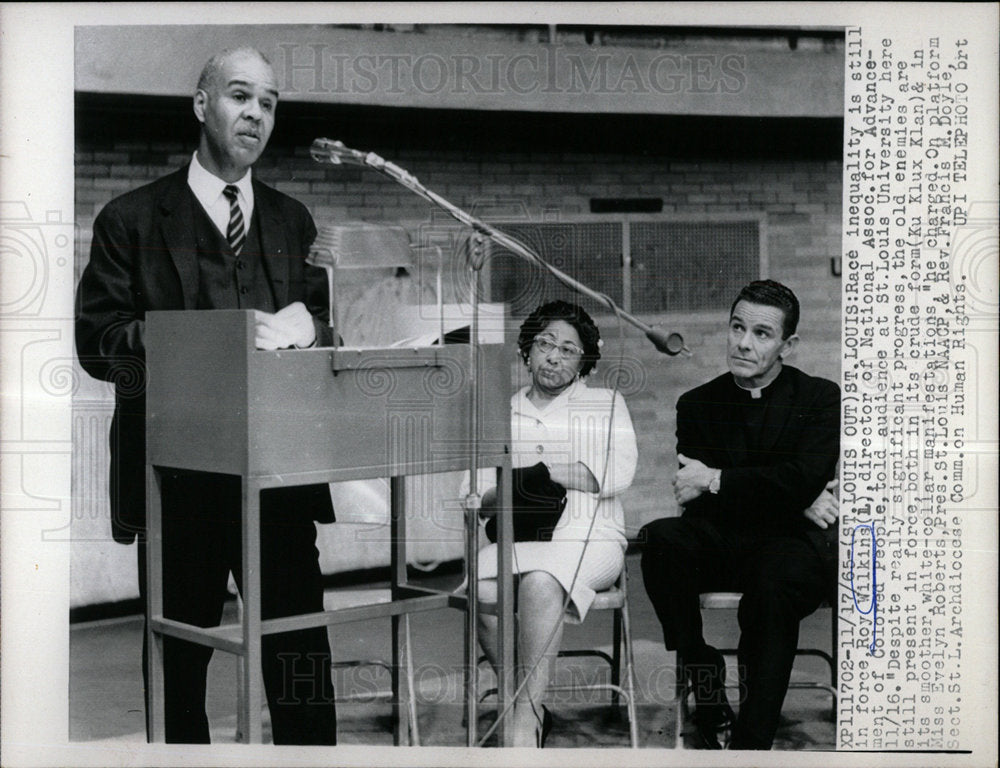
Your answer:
[708,469,722,495]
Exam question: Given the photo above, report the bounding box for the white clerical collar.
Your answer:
[187,151,254,214]
[734,374,777,400]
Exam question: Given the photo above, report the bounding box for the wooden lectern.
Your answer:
[145,309,515,745]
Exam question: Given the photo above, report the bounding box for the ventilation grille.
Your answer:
[487,218,760,317]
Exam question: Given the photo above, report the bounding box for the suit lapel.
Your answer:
[254,181,290,307]
[158,168,200,308]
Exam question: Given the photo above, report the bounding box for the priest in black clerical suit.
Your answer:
[640,280,840,751]
[76,47,337,744]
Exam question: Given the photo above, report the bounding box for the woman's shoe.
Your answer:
[536,706,553,748]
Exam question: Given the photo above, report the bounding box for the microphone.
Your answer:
[646,328,690,357]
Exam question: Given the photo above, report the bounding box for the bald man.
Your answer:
[76,47,337,744]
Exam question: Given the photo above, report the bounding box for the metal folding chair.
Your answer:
[673,592,837,749]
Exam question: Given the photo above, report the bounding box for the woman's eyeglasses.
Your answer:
[533,336,584,359]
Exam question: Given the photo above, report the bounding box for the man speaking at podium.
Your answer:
[76,47,337,744]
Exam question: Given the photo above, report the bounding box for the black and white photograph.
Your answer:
[0,3,996,767]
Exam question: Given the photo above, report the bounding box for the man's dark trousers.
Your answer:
[139,472,336,744]
[640,515,828,749]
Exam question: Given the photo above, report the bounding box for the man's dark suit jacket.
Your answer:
[76,166,335,544]
[675,365,840,570]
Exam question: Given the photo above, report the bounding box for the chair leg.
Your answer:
[236,654,246,742]
[674,651,687,749]
[403,614,420,746]
[611,608,623,712]
[830,601,838,688]
[236,594,245,742]
[829,602,838,721]
[461,658,470,730]
[619,596,640,748]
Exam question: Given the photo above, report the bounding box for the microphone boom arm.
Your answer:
[311,138,688,356]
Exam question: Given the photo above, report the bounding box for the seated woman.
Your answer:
[474,300,638,747]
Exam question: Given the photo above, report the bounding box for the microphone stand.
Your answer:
[311,139,690,357]
[310,138,688,747]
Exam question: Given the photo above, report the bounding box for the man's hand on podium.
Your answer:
[254,302,317,350]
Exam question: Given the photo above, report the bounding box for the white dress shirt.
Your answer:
[186,151,255,238]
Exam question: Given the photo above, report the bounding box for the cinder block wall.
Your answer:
[72,121,841,606]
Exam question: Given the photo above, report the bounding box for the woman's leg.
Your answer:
[476,578,501,668]
[511,570,566,747]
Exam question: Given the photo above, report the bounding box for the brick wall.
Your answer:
[73,127,841,604]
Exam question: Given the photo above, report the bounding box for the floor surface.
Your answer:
[69,554,837,750]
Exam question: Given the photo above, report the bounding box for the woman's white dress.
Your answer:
[475,379,638,622]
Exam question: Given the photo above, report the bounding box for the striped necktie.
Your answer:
[222,185,246,255]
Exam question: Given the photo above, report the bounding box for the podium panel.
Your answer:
[146,310,511,481]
